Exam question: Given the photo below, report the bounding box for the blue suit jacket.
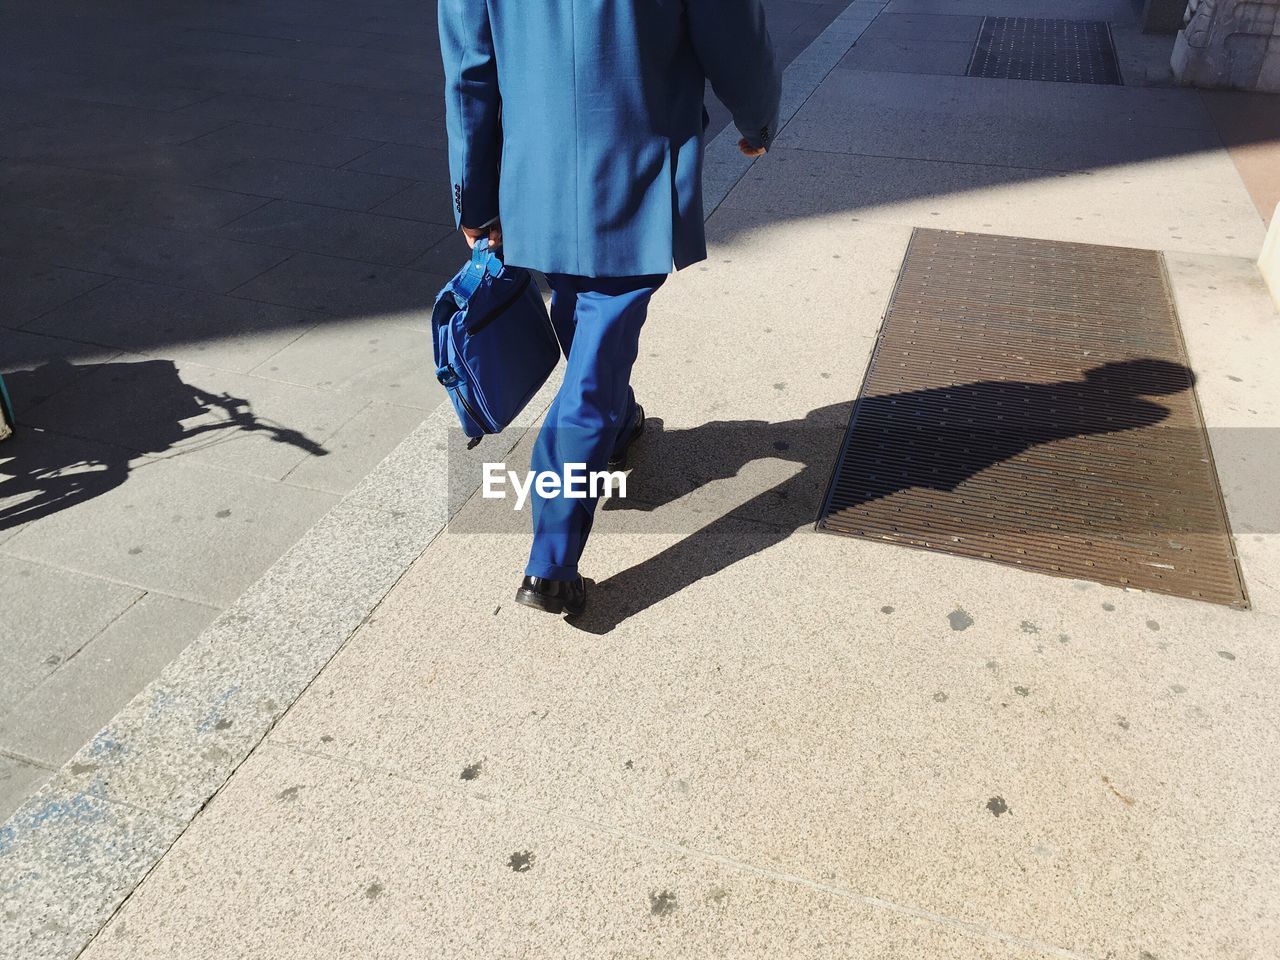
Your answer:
[439,0,781,278]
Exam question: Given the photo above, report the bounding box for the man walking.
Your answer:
[439,0,781,617]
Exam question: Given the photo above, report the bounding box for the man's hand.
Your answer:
[738,138,767,158]
[461,219,503,249]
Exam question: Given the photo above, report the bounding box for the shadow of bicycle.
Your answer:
[0,358,328,531]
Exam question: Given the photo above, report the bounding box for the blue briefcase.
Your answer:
[431,239,560,447]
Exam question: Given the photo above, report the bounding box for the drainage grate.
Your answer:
[817,229,1246,608]
[968,17,1122,85]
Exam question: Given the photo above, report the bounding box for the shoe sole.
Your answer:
[514,588,585,618]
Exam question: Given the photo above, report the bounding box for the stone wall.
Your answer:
[1172,0,1280,90]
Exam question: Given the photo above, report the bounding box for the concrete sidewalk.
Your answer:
[0,0,850,823]
[0,0,458,821]
[7,0,1280,957]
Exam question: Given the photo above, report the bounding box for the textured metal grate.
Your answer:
[968,17,1122,85]
[817,229,1246,607]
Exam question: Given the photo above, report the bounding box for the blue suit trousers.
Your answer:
[525,273,665,580]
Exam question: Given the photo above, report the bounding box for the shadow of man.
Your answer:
[576,359,1193,634]
[0,358,328,531]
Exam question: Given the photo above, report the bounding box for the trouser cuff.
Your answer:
[524,559,579,581]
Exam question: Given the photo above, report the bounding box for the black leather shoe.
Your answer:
[515,575,587,616]
[607,403,645,470]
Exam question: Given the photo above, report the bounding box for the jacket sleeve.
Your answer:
[438,0,502,228]
[686,0,782,150]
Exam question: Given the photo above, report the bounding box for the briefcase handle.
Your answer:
[452,237,506,306]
